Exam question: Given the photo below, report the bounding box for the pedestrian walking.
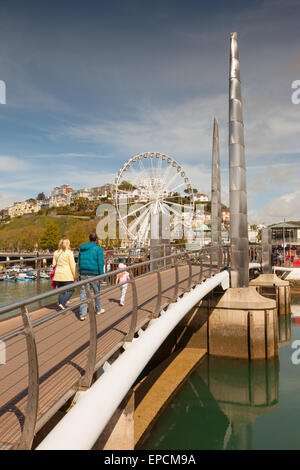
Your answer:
[52,239,76,310]
[116,263,130,306]
[104,258,112,285]
[78,232,105,321]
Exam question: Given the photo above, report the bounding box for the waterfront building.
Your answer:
[270,222,300,248]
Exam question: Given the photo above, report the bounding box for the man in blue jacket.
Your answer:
[78,232,105,320]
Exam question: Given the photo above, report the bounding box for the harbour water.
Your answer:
[141,294,300,450]
[0,280,52,319]
[1,282,300,449]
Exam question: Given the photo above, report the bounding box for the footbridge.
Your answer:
[0,247,230,450]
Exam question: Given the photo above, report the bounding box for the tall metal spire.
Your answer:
[229,32,249,287]
[211,118,222,264]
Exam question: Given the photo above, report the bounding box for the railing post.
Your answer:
[209,248,212,277]
[125,277,138,342]
[187,257,193,291]
[217,246,222,271]
[36,258,41,307]
[173,256,179,301]
[79,284,98,389]
[153,270,162,318]
[199,255,203,283]
[16,307,39,450]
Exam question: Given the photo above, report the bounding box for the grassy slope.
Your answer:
[0,215,98,250]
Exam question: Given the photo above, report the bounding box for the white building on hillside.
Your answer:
[7,199,40,218]
[194,193,209,202]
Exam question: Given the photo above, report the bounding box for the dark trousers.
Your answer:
[56,281,74,307]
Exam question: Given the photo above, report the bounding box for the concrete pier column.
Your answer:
[229,32,249,288]
[207,287,277,359]
[250,274,290,315]
[211,118,222,267]
[250,225,291,314]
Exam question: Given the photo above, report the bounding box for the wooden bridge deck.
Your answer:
[0,263,213,449]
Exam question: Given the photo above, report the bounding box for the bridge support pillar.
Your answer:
[206,287,278,359]
[249,274,290,315]
[150,211,170,269]
[229,32,249,288]
[92,389,134,450]
[211,117,222,267]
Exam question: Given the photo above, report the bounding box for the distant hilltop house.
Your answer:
[6,199,41,218]
[194,193,209,202]
[48,184,115,208]
[2,183,115,219]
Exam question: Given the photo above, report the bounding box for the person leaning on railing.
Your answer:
[52,239,77,310]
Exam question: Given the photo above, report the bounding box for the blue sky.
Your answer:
[0,0,300,224]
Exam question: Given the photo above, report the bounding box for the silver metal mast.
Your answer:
[211,118,222,266]
[262,228,272,274]
[229,32,249,287]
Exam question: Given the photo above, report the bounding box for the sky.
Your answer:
[0,0,299,225]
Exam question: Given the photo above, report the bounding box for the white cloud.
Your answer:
[60,94,228,162]
[0,155,29,172]
[249,190,300,225]
[0,190,21,208]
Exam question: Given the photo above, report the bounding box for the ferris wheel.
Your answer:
[114,152,195,245]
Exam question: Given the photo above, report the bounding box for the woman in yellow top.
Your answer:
[52,239,77,309]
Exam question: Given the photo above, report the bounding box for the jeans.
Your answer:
[55,281,74,307]
[79,275,101,319]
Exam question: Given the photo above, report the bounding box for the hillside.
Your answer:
[0,215,98,251]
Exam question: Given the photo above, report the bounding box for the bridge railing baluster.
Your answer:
[187,257,192,291]
[199,256,203,283]
[125,276,138,342]
[173,256,179,302]
[78,285,98,390]
[16,306,39,450]
[153,270,162,318]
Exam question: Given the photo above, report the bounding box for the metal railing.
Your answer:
[0,245,229,450]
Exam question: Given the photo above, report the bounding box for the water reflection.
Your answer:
[142,356,279,450]
[278,314,291,345]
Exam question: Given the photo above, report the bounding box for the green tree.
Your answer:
[67,226,88,249]
[37,192,46,201]
[39,223,62,251]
